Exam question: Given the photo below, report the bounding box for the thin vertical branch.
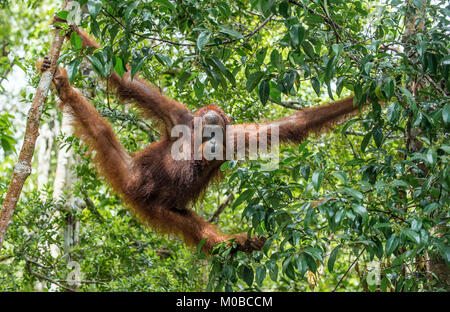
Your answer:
[0,1,72,252]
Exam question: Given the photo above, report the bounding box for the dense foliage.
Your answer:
[0,0,449,291]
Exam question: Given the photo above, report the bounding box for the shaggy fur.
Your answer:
[39,28,361,254]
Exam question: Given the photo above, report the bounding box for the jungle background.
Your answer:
[0,0,448,292]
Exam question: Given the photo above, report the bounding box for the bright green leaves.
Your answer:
[197,31,211,51]
[401,229,421,245]
[131,55,146,79]
[327,246,341,273]
[114,56,126,78]
[372,125,383,148]
[87,0,102,19]
[238,265,254,287]
[219,26,243,39]
[154,0,176,13]
[311,77,321,96]
[255,266,266,286]
[206,57,235,86]
[70,32,82,51]
[0,113,16,155]
[258,79,270,105]
[312,170,323,191]
[87,54,107,78]
[246,71,265,92]
[266,260,278,282]
[289,24,306,47]
[270,50,283,71]
[385,234,399,257]
[67,58,81,83]
[442,103,450,124]
[382,77,395,100]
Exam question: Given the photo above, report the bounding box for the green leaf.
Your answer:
[364,62,374,75]
[67,58,81,83]
[219,26,243,39]
[304,253,317,273]
[70,32,82,50]
[327,246,340,272]
[311,77,320,96]
[296,254,308,276]
[312,170,323,191]
[302,40,315,58]
[87,54,106,77]
[401,229,421,245]
[442,55,450,65]
[239,265,254,286]
[246,71,264,92]
[258,79,270,105]
[194,80,204,99]
[209,57,235,86]
[385,234,399,257]
[55,10,69,20]
[196,238,208,254]
[387,101,401,123]
[305,246,323,262]
[87,0,102,18]
[343,187,364,201]
[352,204,368,221]
[361,131,372,153]
[270,50,283,70]
[372,126,383,148]
[114,56,125,78]
[197,31,211,51]
[398,86,417,115]
[218,1,231,17]
[155,0,176,12]
[255,266,266,286]
[232,189,254,208]
[382,77,395,100]
[131,56,146,79]
[325,56,336,84]
[442,103,450,124]
[426,149,437,166]
[155,53,172,68]
[267,260,278,282]
[289,24,306,46]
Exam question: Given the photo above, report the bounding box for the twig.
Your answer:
[238,14,274,47]
[103,9,273,48]
[332,248,365,292]
[208,194,235,223]
[26,261,76,292]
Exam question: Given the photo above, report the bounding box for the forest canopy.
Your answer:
[0,0,449,292]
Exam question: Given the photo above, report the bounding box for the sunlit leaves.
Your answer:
[87,0,102,18]
[289,24,305,46]
[246,71,265,92]
[67,58,81,82]
[312,170,323,191]
[197,31,211,51]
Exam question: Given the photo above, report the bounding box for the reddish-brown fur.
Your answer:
[39,26,362,254]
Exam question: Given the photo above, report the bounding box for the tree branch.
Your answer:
[208,194,235,223]
[0,0,73,252]
[332,248,365,292]
[103,9,273,48]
